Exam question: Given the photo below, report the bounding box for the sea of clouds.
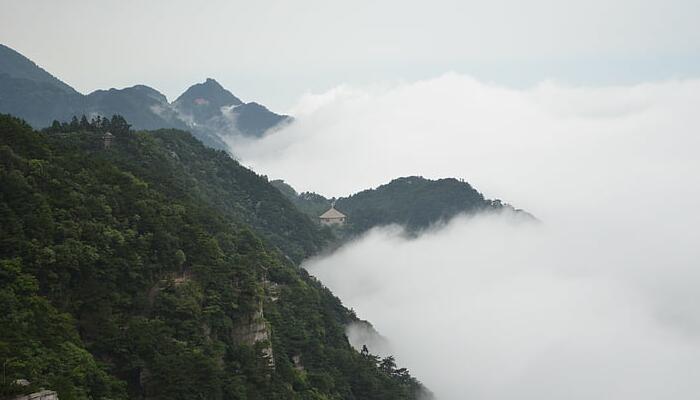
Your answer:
[232,74,700,399]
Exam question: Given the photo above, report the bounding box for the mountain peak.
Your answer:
[0,43,78,95]
[123,84,169,103]
[174,78,243,108]
[89,84,166,100]
[0,44,288,144]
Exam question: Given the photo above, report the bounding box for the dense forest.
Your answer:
[272,176,530,236]
[0,114,429,400]
[45,115,331,264]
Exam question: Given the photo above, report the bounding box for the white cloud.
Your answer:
[306,211,700,399]
[235,74,700,399]
[236,75,700,217]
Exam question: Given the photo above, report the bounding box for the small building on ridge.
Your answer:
[319,206,346,226]
[102,131,114,148]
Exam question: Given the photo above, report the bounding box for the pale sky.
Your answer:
[1,0,699,110]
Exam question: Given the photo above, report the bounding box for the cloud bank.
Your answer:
[306,211,700,400]
[235,75,699,217]
[235,75,700,399]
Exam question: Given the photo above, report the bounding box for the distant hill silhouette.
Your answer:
[0,44,289,150]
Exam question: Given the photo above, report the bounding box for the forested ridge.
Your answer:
[0,114,429,400]
[272,176,530,237]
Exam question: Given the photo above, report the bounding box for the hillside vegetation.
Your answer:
[0,114,429,400]
[272,177,530,236]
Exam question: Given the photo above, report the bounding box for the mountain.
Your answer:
[230,102,290,137]
[272,176,532,235]
[0,44,83,128]
[0,44,289,150]
[0,44,76,94]
[103,126,332,263]
[173,78,243,124]
[0,114,429,400]
[85,85,188,131]
[272,180,334,219]
[173,79,290,145]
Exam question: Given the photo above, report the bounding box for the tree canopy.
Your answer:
[0,114,429,400]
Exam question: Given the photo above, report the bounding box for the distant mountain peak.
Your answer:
[0,44,290,147]
[123,84,169,103]
[89,84,168,102]
[0,43,78,95]
[174,78,243,108]
[238,101,269,111]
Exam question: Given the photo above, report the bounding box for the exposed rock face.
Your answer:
[292,354,304,372]
[263,272,281,302]
[12,390,58,400]
[231,301,274,366]
[232,307,269,344]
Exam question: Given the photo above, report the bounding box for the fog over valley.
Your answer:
[235,75,700,399]
[2,1,699,398]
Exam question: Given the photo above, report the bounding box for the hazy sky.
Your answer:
[2,0,699,110]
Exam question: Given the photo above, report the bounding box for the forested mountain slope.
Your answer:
[0,45,84,130]
[0,114,429,400]
[0,44,77,94]
[272,176,531,235]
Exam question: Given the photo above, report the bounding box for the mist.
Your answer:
[234,75,700,399]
